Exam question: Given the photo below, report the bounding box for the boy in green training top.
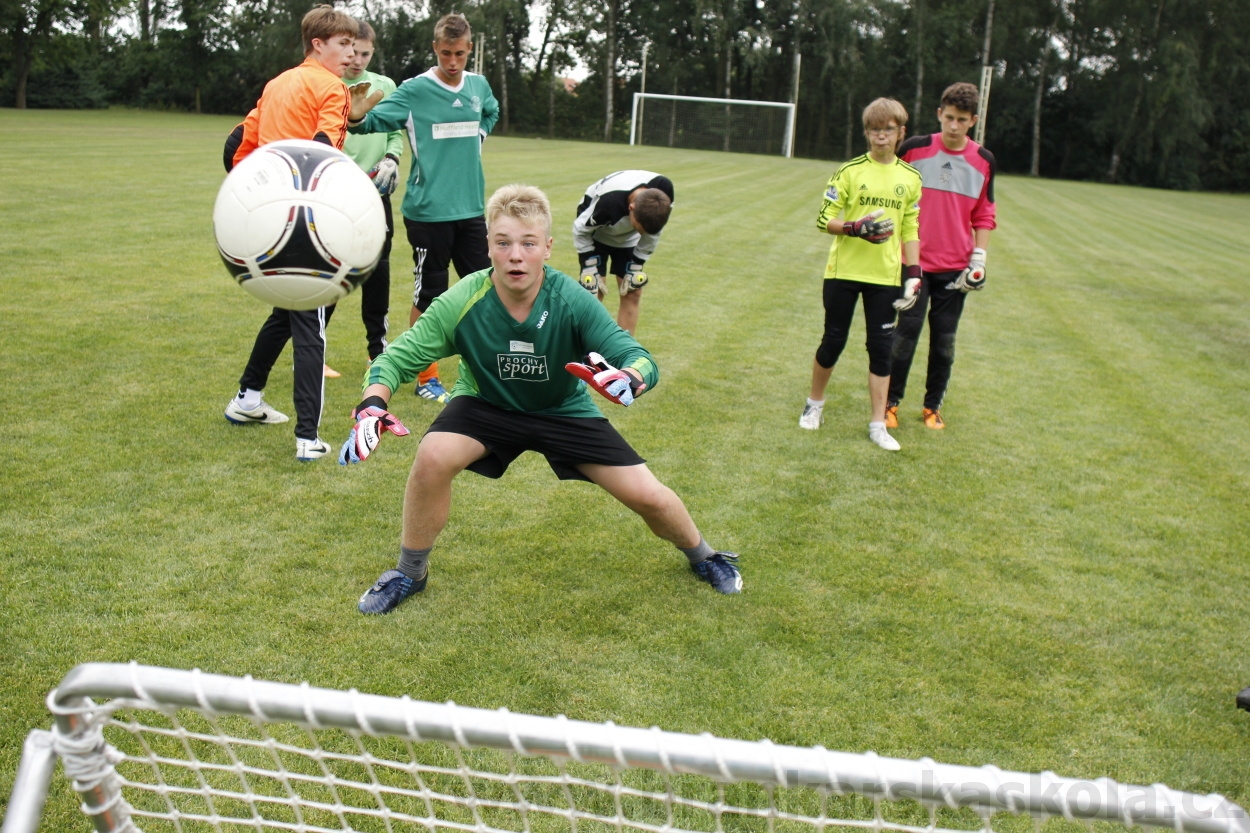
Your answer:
[337,184,743,614]
[339,20,403,366]
[799,97,922,452]
[348,13,498,404]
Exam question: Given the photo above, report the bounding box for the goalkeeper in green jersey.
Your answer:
[340,184,743,614]
[799,97,922,452]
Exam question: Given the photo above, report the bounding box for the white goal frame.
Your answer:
[4,662,1247,833]
[630,93,797,158]
[974,64,993,146]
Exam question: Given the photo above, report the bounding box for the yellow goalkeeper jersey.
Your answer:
[816,154,922,286]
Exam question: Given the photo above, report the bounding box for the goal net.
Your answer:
[5,663,1247,833]
[630,93,796,157]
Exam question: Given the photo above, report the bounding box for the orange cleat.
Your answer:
[884,404,899,429]
[922,408,945,429]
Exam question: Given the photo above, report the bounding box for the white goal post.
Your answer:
[5,663,1248,833]
[974,64,993,146]
[630,93,797,158]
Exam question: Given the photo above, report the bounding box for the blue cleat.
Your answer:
[415,378,450,403]
[691,552,742,594]
[358,569,427,614]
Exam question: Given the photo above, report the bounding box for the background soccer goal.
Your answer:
[630,93,796,157]
[5,663,1247,833]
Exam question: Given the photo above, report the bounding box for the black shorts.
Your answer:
[589,243,637,277]
[427,395,645,482]
[404,216,490,311]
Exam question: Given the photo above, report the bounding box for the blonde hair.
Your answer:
[486,184,552,235]
[862,97,908,131]
[434,13,471,44]
[302,5,358,54]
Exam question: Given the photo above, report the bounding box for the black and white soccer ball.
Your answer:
[213,139,386,310]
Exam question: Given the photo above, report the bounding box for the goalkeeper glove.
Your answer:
[620,261,649,296]
[843,209,895,244]
[564,352,646,407]
[947,247,987,293]
[893,265,923,311]
[339,398,411,465]
[369,154,400,196]
[579,255,606,295]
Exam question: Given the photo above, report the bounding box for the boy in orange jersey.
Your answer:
[221,5,385,462]
[226,6,361,165]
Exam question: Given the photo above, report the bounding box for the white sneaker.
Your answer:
[798,402,824,430]
[225,398,289,425]
[868,423,901,451]
[296,437,331,461]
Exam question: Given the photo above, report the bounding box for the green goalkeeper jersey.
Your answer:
[816,154,922,286]
[343,70,403,172]
[365,266,659,418]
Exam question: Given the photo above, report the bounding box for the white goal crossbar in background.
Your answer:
[630,93,796,158]
[4,664,1247,833]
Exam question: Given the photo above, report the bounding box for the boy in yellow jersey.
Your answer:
[799,98,922,452]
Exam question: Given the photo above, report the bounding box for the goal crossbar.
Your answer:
[4,662,1247,833]
[630,92,796,157]
[631,93,795,109]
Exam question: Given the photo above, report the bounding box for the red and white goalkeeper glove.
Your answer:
[564,352,646,406]
[369,154,400,196]
[894,265,923,311]
[947,248,987,292]
[339,398,411,465]
[843,209,895,244]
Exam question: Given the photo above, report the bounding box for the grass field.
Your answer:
[1,108,1248,830]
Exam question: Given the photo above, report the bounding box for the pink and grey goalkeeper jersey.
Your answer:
[899,135,997,273]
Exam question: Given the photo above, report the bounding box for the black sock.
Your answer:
[397,546,430,580]
[678,538,715,565]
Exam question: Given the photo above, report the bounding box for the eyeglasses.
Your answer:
[866,126,900,135]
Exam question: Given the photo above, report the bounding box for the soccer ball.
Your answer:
[213,139,386,310]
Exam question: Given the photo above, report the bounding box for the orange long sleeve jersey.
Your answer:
[232,57,351,168]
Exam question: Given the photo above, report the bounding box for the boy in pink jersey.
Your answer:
[887,82,996,430]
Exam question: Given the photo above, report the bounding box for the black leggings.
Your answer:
[888,270,967,409]
[358,195,394,361]
[238,306,328,441]
[815,279,898,377]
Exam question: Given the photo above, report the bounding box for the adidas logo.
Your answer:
[452,99,463,107]
[859,184,868,190]
[941,161,953,169]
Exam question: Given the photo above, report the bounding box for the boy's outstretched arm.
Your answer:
[348,83,386,123]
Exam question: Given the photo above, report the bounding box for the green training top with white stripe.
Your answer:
[365,266,659,418]
[350,68,499,223]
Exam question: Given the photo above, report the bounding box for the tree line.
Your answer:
[3,0,1248,191]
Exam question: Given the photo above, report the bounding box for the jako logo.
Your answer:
[536,310,549,328]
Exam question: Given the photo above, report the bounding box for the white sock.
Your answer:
[869,421,886,431]
[806,398,825,408]
[237,388,263,410]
